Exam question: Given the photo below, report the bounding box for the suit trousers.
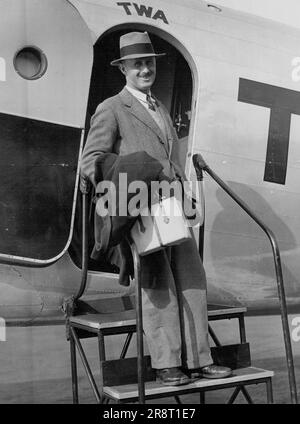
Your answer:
[140,233,213,370]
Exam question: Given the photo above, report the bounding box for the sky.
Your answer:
[204,0,300,29]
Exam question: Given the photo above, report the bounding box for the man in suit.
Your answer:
[81,31,231,386]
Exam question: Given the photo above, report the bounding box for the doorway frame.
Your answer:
[92,22,199,177]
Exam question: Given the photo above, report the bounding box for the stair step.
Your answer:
[207,304,247,318]
[103,367,274,402]
[70,310,136,330]
[70,304,247,331]
[102,344,251,386]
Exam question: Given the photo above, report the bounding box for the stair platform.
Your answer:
[70,310,136,332]
[103,367,274,403]
[69,304,247,332]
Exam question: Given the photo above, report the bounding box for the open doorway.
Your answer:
[86,28,193,167]
[70,27,194,271]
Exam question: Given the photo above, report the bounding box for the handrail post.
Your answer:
[129,240,145,404]
[75,175,91,301]
[267,236,298,404]
[193,153,298,404]
[194,165,205,261]
[76,176,146,403]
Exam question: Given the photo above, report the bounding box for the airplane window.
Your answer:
[13,46,47,80]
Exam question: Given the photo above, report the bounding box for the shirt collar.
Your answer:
[125,85,152,104]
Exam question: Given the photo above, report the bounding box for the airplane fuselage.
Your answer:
[1,0,300,322]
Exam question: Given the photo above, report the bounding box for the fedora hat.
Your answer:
[110,31,165,66]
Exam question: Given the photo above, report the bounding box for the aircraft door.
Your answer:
[69,29,194,271]
[170,56,193,170]
[171,57,192,138]
[0,0,93,265]
[149,43,193,170]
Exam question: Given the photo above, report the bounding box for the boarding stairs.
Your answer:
[64,154,297,404]
[66,298,274,404]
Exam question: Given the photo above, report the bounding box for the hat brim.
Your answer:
[110,53,165,66]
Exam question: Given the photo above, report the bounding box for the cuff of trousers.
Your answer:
[186,353,213,370]
[151,360,182,370]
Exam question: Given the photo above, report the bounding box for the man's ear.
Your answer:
[119,63,126,76]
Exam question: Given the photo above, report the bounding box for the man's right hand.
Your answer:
[80,174,91,194]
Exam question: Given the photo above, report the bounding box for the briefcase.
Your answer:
[130,196,191,256]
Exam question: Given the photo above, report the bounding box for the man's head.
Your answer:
[111,31,165,92]
[119,57,156,93]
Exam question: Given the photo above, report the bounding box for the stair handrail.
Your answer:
[193,153,298,404]
[74,174,91,301]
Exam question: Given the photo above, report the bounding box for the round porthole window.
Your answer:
[14,46,47,80]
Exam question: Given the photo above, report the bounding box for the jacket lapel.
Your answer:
[119,88,167,145]
[154,96,175,157]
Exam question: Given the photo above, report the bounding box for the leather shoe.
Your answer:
[200,364,232,379]
[184,368,203,380]
[156,367,191,386]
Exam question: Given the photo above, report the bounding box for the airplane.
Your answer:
[1,0,300,328]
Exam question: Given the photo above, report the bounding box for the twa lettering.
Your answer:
[117,2,169,24]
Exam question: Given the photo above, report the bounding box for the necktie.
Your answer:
[146,94,156,111]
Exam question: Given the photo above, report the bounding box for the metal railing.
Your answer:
[74,176,146,403]
[193,153,298,404]
[74,175,91,301]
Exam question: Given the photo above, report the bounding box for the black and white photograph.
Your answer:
[0,0,300,408]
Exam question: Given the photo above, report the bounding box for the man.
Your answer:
[81,31,231,386]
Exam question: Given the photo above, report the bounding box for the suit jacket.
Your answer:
[80,87,186,285]
[81,87,185,186]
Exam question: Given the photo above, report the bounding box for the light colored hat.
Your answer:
[110,31,165,66]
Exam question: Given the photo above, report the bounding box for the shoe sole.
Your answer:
[200,371,232,379]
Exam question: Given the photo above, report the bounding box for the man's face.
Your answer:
[120,57,156,93]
